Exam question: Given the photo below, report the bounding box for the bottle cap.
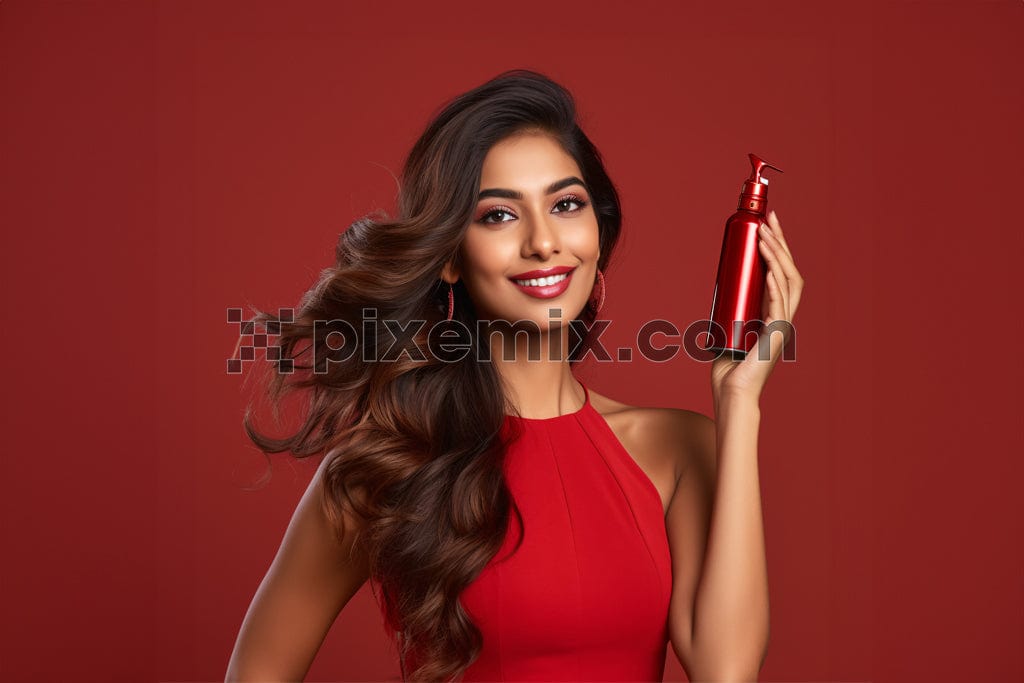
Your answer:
[738,153,784,212]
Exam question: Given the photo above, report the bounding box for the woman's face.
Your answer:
[450,131,600,330]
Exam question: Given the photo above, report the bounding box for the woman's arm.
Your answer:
[224,454,370,682]
[696,396,769,681]
[665,400,769,682]
[668,210,802,681]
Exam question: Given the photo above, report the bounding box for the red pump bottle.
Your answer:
[705,153,784,359]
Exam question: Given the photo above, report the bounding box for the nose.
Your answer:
[521,211,561,260]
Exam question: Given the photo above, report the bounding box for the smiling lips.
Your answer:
[508,265,576,299]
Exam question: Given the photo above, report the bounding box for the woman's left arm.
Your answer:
[683,210,805,680]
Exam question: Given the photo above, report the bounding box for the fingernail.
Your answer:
[769,210,777,222]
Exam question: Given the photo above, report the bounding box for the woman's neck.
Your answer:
[481,319,583,419]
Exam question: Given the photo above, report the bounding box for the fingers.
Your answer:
[759,212,804,315]
[758,226,790,303]
[766,272,789,351]
[753,270,788,363]
[745,210,802,367]
[766,210,794,260]
[761,245,797,322]
[759,239,789,318]
[758,220,800,289]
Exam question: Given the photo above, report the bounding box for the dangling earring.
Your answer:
[446,281,455,321]
[590,269,606,314]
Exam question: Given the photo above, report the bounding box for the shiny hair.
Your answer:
[241,68,622,681]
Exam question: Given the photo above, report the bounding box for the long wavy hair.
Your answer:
[240,69,623,681]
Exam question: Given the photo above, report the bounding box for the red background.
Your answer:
[1,1,1021,681]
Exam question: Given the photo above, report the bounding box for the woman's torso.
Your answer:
[457,381,674,682]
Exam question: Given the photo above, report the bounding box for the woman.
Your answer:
[225,69,803,682]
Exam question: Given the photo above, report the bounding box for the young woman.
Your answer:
[225,69,803,683]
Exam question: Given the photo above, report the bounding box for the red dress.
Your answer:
[458,380,673,682]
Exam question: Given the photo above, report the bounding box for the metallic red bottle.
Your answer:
[706,153,784,359]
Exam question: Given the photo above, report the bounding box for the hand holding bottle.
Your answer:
[710,209,804,403]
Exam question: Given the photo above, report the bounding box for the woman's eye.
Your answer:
[481,208,515,224]
[479,195,588,225]
[554,195,588,213]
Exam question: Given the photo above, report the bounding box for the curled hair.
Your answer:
[241,69,622,681]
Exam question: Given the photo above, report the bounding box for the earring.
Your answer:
[447,281,454,321]
[590,269,606,314]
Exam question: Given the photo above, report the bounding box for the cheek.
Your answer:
[568,222,601,259]
[462,232,516,280]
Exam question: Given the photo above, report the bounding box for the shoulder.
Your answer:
[587,386,716,486]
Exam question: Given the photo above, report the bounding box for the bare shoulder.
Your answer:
[587,387,714,515]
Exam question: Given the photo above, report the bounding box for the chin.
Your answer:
[508,302,585,328]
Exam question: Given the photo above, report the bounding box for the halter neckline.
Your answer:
[504,380,591,422]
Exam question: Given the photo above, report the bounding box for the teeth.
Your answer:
[513,272,569,287]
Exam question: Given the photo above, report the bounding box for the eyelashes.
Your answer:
[477,193,589,225]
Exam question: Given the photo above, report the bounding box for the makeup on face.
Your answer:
[474,176,590,227]
[507,265,577,299]
[464,133,600,315]
[471,176,590,300]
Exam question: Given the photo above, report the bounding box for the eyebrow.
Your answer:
[477,176,588,201]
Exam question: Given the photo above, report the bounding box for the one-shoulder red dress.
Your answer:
[455,380,673,682]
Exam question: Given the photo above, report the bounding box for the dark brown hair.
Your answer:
[241,69,622,681]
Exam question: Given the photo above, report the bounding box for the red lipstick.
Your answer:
[508,265,576,299]
[508,265,575,280]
